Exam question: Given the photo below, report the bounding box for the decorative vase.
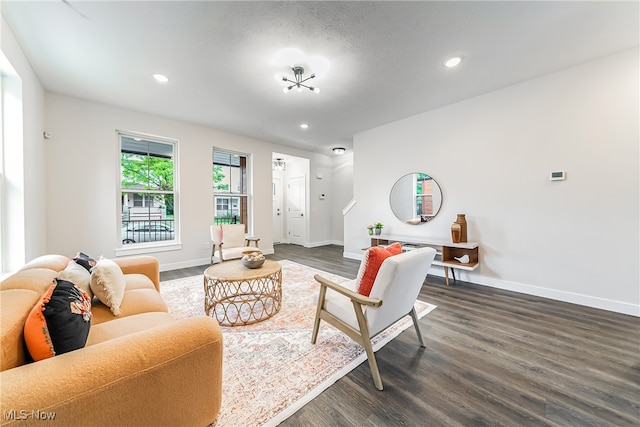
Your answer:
[368,228,373,236]
[451,222,461,243]
[455,214,467,243]
[375,228,382,236]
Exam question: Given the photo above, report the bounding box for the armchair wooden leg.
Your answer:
[352,301,384,390]
[362,337,384,390]
[410,307,426,348]
[311,286,327,344]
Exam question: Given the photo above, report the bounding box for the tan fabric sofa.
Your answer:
[0,254,222,427]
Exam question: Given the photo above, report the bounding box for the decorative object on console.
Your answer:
[374,222,383,235]
[367,225,374,235]
[451,222,461,243]
[454,254,470,264]
[455,213,468,243]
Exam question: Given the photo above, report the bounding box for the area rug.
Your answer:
[160,260,437,427]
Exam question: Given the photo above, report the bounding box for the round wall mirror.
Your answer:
[389,173,443,224]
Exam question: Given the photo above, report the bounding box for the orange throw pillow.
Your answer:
[356,242,403,296]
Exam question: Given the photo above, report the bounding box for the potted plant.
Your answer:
[374,222,383,235]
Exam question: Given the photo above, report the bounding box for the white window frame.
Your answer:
[115,131,181,256]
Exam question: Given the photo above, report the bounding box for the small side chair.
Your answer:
[312,246,436,390]
[210,224,260,264]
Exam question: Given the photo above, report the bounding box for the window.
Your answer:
[213,149,250,228]
[119,132,178,246]
[414,173,434,216]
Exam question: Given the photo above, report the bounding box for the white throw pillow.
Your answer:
[57,260,93,299]
[90,257,126,315]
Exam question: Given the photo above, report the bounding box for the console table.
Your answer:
[370,236,479,286]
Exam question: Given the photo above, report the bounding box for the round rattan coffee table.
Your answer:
[203,259,282,326]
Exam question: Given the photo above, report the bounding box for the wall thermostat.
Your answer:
[550,171,566,181]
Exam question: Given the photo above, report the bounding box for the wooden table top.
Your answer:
[204,259,281,281]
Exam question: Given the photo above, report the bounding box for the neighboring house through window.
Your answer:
[119,132,178,246]
[213,149,250,229]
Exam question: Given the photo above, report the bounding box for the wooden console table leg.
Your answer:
[444,266,450,286]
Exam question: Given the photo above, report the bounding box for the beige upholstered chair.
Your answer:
[312,247,437,390]
[210,224,260,263]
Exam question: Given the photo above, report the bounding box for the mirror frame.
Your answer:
[389,172,443,225]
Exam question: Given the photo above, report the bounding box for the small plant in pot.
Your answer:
[374,222,383,235]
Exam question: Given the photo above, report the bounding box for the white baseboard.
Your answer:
[306,239,343,248]
[344,251,638,317]
[466,274,640,317]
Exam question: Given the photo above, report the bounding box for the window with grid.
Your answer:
[212,149,250,228]
[119,133,178,246]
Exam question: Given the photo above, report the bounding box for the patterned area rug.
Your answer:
[160,260,437,427]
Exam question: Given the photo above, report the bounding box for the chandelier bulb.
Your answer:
[313,87,320,94]
[283,87,290,93]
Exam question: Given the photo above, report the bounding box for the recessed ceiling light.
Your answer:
[332,147,346,155]
[153,73,169,83]
[300,123,309,129]
[443,57,462,68]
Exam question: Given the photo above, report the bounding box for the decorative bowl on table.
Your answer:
[241,251,265,269]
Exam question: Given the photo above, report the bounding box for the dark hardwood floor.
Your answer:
[161,244,640,426]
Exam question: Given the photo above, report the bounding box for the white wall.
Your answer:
[1,17,47,269]
[331,152,354,245]
[42,93,335,270]
[346,49,639,316]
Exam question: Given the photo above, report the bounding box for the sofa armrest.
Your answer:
[0,316,222,427]
[114,255,160,291]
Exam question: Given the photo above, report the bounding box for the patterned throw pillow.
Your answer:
[356,242,404,296]
[73,252,97,273]
[24,280,92,361]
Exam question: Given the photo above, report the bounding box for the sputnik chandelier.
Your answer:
[281,66,320,94]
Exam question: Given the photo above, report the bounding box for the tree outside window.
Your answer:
[213,150,249,227]
[120,134,177,245]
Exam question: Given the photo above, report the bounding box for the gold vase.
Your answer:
[456,214,467,243]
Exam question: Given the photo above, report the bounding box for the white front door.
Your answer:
[272,177,283,243]
[287,175,306,245]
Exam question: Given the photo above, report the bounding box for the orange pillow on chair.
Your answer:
[356,242,403,296]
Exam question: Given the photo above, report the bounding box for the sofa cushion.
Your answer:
[57,260,93,299]
[0,289,41,371]
[19,254,70,273]
[91,288,169,325]
[90,257,126,316]
[24,280,92,361]
[0,268,58,294]
[86,312,175,346]
[123,273,158,291]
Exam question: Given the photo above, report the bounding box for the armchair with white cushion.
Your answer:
[311,246,436,390]
[210,224,260,264]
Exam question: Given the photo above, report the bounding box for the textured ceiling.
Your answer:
[2,1,638,155]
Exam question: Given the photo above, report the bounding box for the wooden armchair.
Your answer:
[312,247,436,390]
[210,224,260,264]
